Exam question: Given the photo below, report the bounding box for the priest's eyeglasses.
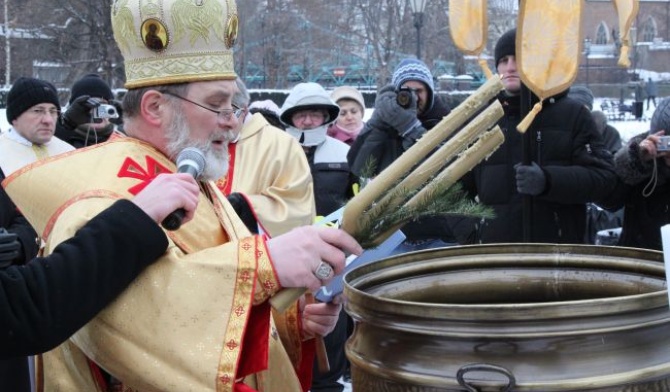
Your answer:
[164,91,244,121]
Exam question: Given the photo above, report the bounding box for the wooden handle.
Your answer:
[305,292,330,374]
[269,287,306,313]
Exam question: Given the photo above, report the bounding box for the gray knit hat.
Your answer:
[650,97,670,133]
[6,77,60,123]
[392,58,435,111]
[568,85,594,111]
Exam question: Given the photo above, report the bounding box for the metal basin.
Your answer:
[344,244,670,391]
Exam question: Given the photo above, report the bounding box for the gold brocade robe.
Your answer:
[217,113,315,237]
[3,137,304,392]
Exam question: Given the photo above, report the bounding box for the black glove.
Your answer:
[372,84,421,136]
[515,162,547,196]
[62,95,101,130]
[0,228,21,267]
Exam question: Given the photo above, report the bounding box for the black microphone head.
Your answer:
[175,147,206,178]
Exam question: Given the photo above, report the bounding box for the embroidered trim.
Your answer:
[255,235,280,300]
[216,236,257,391]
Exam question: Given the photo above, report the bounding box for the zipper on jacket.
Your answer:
[536,130,542,163]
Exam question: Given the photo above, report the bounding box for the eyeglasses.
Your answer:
[28,108,60,119]
[164,91,244,121]
[292,111,326,122]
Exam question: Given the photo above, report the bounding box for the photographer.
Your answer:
[602,97,670,250]
[56,74,122,148]
[347,58,459,253]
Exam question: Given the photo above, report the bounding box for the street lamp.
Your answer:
[409,0,428,60]
[583,37,591,87]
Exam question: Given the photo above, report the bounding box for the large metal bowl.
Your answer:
[344,244,670,391]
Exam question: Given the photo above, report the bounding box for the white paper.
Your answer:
[661,224,670,307]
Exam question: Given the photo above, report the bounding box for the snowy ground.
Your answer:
[594,97,654,142]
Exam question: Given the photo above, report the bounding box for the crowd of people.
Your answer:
[1,2,669,391]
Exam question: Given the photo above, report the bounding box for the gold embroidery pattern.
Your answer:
[112,0,142,55]
[124,52,235,88]
[172,0,225,46]
[256,237,280,300]
[216,236,257,392]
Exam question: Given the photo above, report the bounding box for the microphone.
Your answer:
[161,147,206,231]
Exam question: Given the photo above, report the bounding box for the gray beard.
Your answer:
[165,108,235,181]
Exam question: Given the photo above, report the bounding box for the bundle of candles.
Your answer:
[270,74,507,313]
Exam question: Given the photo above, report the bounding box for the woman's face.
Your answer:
[335,99,364,131]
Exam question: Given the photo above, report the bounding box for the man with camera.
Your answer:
[56,73,122,148]
[601,97,670,250]
[347,58,458,253]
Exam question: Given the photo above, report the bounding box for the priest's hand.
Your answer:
[300,300,342,339]
[131,173,200,225]
[267,226,362,292]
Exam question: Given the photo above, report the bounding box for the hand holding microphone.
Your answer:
[151,147,206,230]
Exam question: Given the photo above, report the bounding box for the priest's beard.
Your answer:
[165,109,235,181]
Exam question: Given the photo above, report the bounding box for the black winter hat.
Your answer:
[6,77,60,123]
[567,86,594,111]
[69,74,114,104]
[650,97,670,133]
[494,28,517,67]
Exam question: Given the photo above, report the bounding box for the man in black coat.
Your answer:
[347,58,457,252]
[0,172,200,391]
[459,28,616,244]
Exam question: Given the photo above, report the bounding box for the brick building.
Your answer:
[581,0,670,86]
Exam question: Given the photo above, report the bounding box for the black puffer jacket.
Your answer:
[347,96,455,242]
[460,90,616,244]
[602,132,670,250]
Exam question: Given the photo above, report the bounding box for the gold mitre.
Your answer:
[111,0,239,89]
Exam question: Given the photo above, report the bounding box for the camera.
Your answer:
[396,87,417,109]
[657,136,670,152]
[92,104,119,119]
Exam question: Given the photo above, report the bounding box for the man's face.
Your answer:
[12,103,59,145]
[291,109,327,130]
[399,80,429,114]
[497,55,521,95]
[164,80,239,181]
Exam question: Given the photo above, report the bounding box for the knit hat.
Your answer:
[6,77,60,123]
[69,74,114,104]
[650,97,670,133]
[494,28,516,67]
[111,0,238,89]
[568,85,594,111]
[279,83,340,126]
[331,86,365,116]
[392,58,435,110]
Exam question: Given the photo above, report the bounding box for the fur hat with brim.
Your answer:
[6,77,60,123]
[280,82,340,127]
